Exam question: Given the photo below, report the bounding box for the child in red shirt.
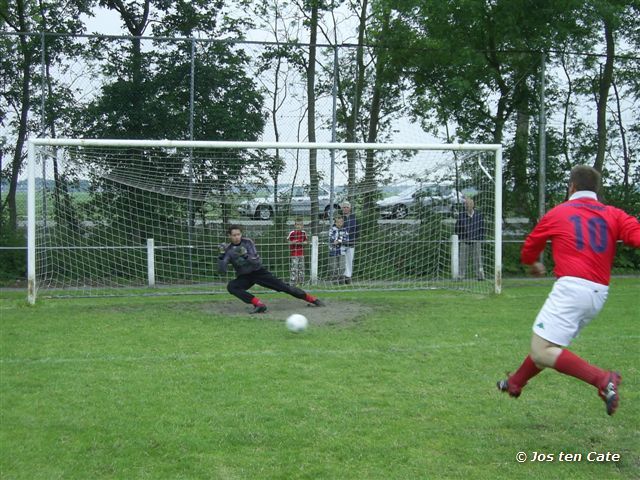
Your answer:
[287,218,308,286]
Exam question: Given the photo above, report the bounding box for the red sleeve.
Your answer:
[521,212,554,265]
[615,208,640,247]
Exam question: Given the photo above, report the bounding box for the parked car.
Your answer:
[238,185,342,220]
[376,183,464,219]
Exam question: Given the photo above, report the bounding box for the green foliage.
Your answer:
[603,178,640,214]
[79,38,266,142]
[1,0,96,230]
[75,27,267,229]
[613,244,640,271]
[0,227,26,284]
[502,241,528,276]
[382,0,638,224]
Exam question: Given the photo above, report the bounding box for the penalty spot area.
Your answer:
[204,298,373,327]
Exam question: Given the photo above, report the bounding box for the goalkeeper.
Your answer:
[218,224,325,314]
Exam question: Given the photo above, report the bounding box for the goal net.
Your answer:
[27,139,502,303]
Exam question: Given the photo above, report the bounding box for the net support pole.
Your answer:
[27,141,37,304]
[310,235,319,285]
[538,52,547,264]
[494,147,503,294]
[450,234,459,279]
[147,238,156,288]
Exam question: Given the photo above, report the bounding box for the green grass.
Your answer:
[1,278,639,479]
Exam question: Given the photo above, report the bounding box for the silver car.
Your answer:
[376,183,464,219]
[238,185,341,220]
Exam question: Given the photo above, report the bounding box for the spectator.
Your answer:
[287,218,308,286]
[328,215,348,283]
[341,201,358,284]
[455,196,485,280]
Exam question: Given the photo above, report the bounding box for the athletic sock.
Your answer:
[304,293,317,303]
[509,355,542,394]
[250,297,265,307]
[553,349,607,388]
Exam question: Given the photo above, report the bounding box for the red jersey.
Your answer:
[521,191,640,285]
[288,229,308,257]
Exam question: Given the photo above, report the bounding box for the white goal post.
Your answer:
[27,138,502,303]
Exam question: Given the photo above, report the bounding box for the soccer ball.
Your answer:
[286,313,308,333]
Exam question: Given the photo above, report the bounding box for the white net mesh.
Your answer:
[30,141,500,300]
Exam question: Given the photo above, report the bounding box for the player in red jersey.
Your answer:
[497,165,640,415]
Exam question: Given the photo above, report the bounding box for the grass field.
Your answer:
[1,278,638,479]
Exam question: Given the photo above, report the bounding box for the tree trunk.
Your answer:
[40,17,79,233]
[8,7,33,231]
[492,95,507,145]
[307,1,320,234]
[345,0,368,203]
[363,65,382,216]
[560,53,574,171]
[108,0,150,137]
[512,109,531,217]
[106,0,151,239]
[612,79,630,201]
[593,17,614,173]
[271,54,283,218]
[362,12,389,222]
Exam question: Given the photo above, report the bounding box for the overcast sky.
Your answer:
[82,7,124,35]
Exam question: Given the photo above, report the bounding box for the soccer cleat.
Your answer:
[311,299,325,307]
[497,377,521,398]
[599,371,621,416]
[250,304,267,314]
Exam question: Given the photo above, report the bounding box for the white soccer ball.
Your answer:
[286,313,308,332]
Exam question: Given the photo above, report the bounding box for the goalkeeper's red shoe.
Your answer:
[497,376,521,398]
[598,371,621,416]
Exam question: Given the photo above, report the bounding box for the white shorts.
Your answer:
[533,276,609,347]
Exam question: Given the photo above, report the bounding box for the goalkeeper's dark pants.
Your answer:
[227,267,308,304]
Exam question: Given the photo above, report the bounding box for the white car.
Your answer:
[238,185,342,220]
[376,183,464,219]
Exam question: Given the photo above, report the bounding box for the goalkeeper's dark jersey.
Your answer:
[218,238,263,276]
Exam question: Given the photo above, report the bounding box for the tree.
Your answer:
[385,0,636,218]
[548,1,638,206]
[573,1,636,174]
[317,0,404,218]
[1,1,39,232]
[251,0,309,218]
[361,2,401,220]
[1,0,93,232]
[305,0,321,233]
[78,0,266,231]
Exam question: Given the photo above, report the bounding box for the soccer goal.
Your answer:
[27,139,502,303]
